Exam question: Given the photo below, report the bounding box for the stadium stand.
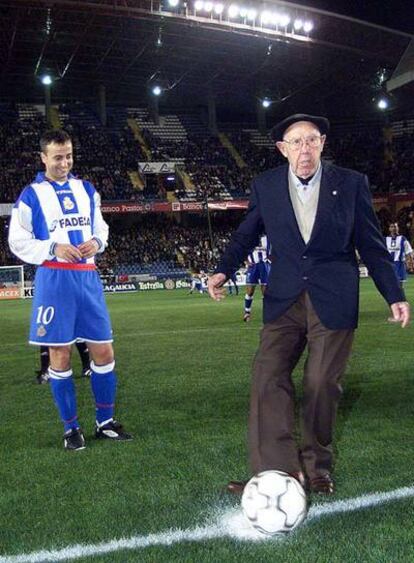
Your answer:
[0,213,236,279]
[0,104,46,204]
[1,103,414,205]
[2,104,414,281]
[59,103,146,201]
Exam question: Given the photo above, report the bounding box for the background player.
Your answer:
[243,234,271,321]
[9,129,132,450]
[188,269,208,294]
[227,272,239,296]
[385,221,414,288]
[36,342,91,384]
[385,221,414,322]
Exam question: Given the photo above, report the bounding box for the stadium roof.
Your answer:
[1,0,413,120]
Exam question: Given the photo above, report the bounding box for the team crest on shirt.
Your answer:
[37,325,47,337]
[63,196,75,211]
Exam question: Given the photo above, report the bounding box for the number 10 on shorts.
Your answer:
[36,306,55,325]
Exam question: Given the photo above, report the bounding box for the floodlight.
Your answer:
[279,14,290,27]
[260,10,272,25]
[152,85,162,96]
[303,20,314,32]
[270,12,280,25]
[239,7,248,18]
[195,0,204,10]
[214,3,224,14]
[168,0,179,6]
[228,4,239,18]
[377,98,389,110]
[262,98,271,108]
[246,9,257,20]
[260,11,271,25]
[294,19,303,31]
[204,1,213,11]
[41,74,53,86]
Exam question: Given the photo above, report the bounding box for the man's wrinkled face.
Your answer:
[41,141,73,182]
[276,121,325,178]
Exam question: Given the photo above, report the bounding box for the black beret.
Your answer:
[271,113,330,141]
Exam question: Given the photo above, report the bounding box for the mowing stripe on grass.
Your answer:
[2,485,414,562]
[4,326,258,350]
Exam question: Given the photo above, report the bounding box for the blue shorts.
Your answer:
[246,262,270,285]
[29,267,113,346]
[393,262,407,282]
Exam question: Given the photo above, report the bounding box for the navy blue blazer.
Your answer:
[216,162,404,329]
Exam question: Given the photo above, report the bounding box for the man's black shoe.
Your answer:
[309,473,334,495]
[35,370,49,384]
[227,479,249,494]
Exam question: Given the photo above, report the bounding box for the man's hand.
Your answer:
[78,239,100,259]
[208,273,227,301]
[390,301,411,327]
[54,243,83,263]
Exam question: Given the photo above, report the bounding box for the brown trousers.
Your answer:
[249,292,354,479]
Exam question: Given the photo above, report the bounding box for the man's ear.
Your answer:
[276,141,287,158]
[40,152,47,165]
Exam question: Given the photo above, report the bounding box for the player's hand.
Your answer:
[54,243,83,263]
[78,239,100,259]
[390,301,410,327]
[208,273,227,301]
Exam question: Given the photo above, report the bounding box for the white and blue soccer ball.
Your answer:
[241,470,307,535]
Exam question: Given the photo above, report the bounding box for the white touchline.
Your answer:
[1,485,414,563]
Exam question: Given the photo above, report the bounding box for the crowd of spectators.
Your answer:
[3,103,414,282]
[143,121,414,200]
[227,130,283,177]
[3,202,414,280]
[60,103,146,201]
[324,125,414,194]
[396,203,414,240]
[142,129,249,200]
[376,207,393,233]
[1,104,414,207]
[327,128,388,192]
[184,137,244,199]
[102,213,239,273]
[382,131,414,194]
[0,218,13,266]
[0,104,156,203]
[0,114,46,203]
[0,213,237,277]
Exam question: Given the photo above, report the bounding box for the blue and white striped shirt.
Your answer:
[8,172,108,265]
[247,235,270,264]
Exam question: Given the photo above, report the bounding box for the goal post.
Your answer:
[0,265,25,300]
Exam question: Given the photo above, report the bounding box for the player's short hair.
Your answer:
[40,129,72,153]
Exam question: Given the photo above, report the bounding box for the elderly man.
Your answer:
[208,114,409,494]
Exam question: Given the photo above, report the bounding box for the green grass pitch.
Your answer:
[1,280,414,562]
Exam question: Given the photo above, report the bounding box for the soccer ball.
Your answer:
[241,470,307,535]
